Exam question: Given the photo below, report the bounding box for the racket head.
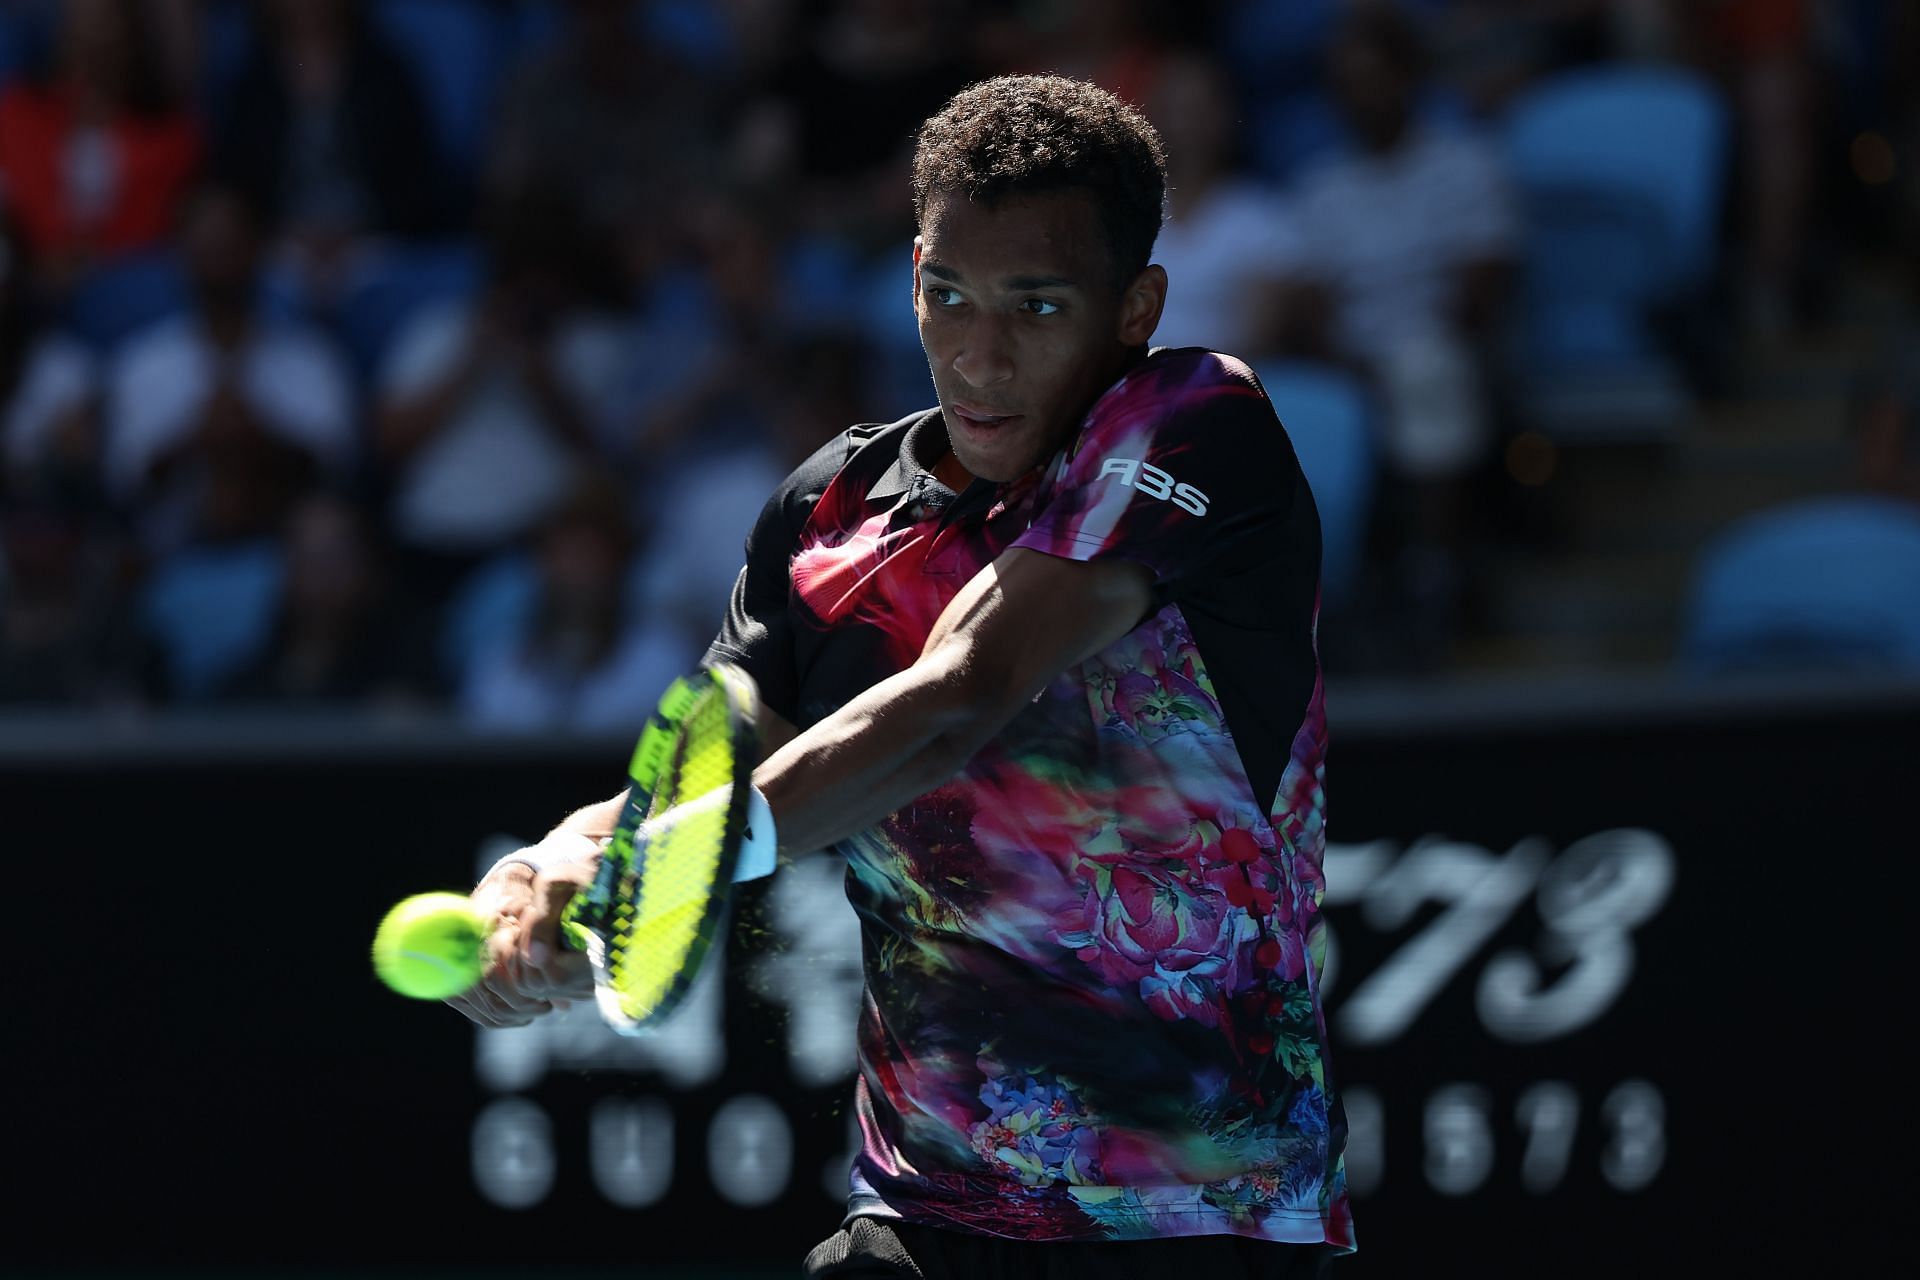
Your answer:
[577,661,759,1034]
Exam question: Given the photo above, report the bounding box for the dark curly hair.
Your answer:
[911,75,1168,288]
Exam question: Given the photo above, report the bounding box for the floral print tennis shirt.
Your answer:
[709,347,1353,1250]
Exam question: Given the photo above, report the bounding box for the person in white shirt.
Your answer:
[1269,5,1520,670]
[1141,50,1303,355]
[458,472,690,733]
[103,182,357,557]
[372,196,632,609]
[2,207,101,499]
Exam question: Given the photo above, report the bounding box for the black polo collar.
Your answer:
[866,408,946,503]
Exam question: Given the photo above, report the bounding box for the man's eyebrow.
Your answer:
[1005,274,1077,291]
[920,261,1078,291]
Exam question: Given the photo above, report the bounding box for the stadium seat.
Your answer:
[60,251,193,354]
[1507,66,1729,293]
[1679,496,1920,675]
[141,540,286,700]
[1500,65,1731,442]
[369,0,515,178]
[1252,359,1377,607]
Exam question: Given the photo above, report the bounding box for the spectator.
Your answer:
[636,332,870,656]
[0,0,201,300]
[103,181,357,558]
[0,483,155,707]
[487,0,721,288]
[211,0,453,314]
[1426,0,1609,119]
[214,488,440,709]
[0,211,102,507]
[1267,2,1520,670]
[733,0,972,247]
[1140,49,1301,354]
[372,194,633,614]
[972,0,1174,108]
[458,473,689,732]
[0,204,144,710]
[1691,0,1823,342]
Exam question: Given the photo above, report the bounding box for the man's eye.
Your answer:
[1021,298,1061,316]
[928,287,962,307]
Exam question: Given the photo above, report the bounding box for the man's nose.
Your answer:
[950,313,1014,388]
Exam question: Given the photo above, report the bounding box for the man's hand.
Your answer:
[443,842,598,1028]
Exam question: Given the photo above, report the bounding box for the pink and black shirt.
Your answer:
[708,347,1354,1250]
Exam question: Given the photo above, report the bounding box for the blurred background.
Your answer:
[0,0,1915,714]
[3,1,1914,1278]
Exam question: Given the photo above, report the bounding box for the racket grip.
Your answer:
[561,850,624,952]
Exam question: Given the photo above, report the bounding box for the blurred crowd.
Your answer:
[0,0,1914,728]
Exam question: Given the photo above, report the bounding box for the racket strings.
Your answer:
[602,685,741,1021]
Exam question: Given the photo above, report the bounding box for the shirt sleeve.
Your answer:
[1011,350,1302,598]
[701,430,855,724]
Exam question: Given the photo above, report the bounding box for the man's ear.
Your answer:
[911,236,923,310]
[1118,263,1167,346]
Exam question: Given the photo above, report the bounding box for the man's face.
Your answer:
[914,188,1162,483]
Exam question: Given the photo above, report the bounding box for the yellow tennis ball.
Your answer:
[372,892,489,1000]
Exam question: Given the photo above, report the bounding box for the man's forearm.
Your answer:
[751,645,1011,856]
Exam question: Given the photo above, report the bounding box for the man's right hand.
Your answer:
[445,854,589,1029]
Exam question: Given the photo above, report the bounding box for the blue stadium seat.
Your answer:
[337,239,482,383]
[1679,496,1920,675]
[1500,65,1731,441]
[141,540,287,700]
[369,0,515,178]
[60,251,193,354]
[1252,359,1377,607]
[1506,65,1729,296]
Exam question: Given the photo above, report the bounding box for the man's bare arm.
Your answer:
[753,547,1153,855]
[470,552,1142,1020]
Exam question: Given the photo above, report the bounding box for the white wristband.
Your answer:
[484,786,777,886]
[485,830,603,883]
[736,783,778,883]
[618,784,779,883]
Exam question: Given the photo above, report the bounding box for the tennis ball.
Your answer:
[372,892,489,1000]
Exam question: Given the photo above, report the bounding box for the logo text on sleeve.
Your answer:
[1097,457,1210,516]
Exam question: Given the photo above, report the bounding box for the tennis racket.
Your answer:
[559,660,762,1034]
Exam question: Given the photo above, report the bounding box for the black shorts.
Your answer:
[803,1216,1340,1280]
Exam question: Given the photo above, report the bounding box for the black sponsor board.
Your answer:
[9,681,1910,1275]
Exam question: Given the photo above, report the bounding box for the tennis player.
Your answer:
[451,74,1352,1278]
